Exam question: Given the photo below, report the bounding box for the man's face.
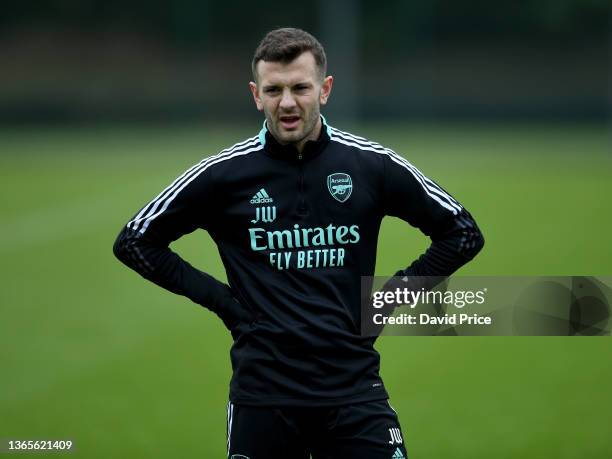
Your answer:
[249,52,333,149]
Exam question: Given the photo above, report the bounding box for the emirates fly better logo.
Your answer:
[327,173,352,202]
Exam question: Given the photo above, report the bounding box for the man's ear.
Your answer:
[249,82,264,111]
[320,75,334,106]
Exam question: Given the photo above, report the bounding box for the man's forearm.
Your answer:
[113,227,252,327]
[400,209,484,277]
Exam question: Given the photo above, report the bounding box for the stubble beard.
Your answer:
[267,106,320,147]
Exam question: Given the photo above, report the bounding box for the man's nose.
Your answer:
[279,89,297,110]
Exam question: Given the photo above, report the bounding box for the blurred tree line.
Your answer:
[0,0,609,122]
[2,0,607,42]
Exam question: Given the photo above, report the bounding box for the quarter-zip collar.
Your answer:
[260,115,331,162]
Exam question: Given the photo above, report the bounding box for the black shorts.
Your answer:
[226,399,408,459]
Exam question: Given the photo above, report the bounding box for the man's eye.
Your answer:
[265,88,280,94]
[294,86,309,92]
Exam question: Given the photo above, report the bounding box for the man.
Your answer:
[113,27,483,459]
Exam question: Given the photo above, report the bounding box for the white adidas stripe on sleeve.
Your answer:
[329,128,462,215]
[128,138,261,233]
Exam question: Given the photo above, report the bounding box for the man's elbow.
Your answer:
[475,229,485,255]
[112,227,132,266]
[112,226,158,278]
[456,209,484,261]
[467,228,485,260]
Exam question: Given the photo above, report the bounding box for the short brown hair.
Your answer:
[252,28,327,82]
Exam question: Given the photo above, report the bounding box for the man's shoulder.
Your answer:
[202,135,264,167]
[327,126,395,157]
[180,135,264,187]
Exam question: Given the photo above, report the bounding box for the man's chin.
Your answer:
[275,130,304,145]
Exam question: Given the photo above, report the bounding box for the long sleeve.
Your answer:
[112,160,254,329]
[363,152,485,337]
[382,151,484,277]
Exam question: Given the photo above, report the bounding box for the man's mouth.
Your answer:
[279,115,301,130]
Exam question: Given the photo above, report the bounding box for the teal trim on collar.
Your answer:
[258,115,330,147]
[258,120,267,146]
[320,114,332,137]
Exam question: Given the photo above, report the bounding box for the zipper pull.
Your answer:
[298,151,303,160]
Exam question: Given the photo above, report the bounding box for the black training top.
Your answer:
[113,116,484,406]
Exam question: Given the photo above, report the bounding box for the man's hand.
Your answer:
[213,285,257,331]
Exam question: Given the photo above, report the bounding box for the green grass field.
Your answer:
[1,122,611,458]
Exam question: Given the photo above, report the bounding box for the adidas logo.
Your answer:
[250,188,273,204]
[392,447,405,459]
